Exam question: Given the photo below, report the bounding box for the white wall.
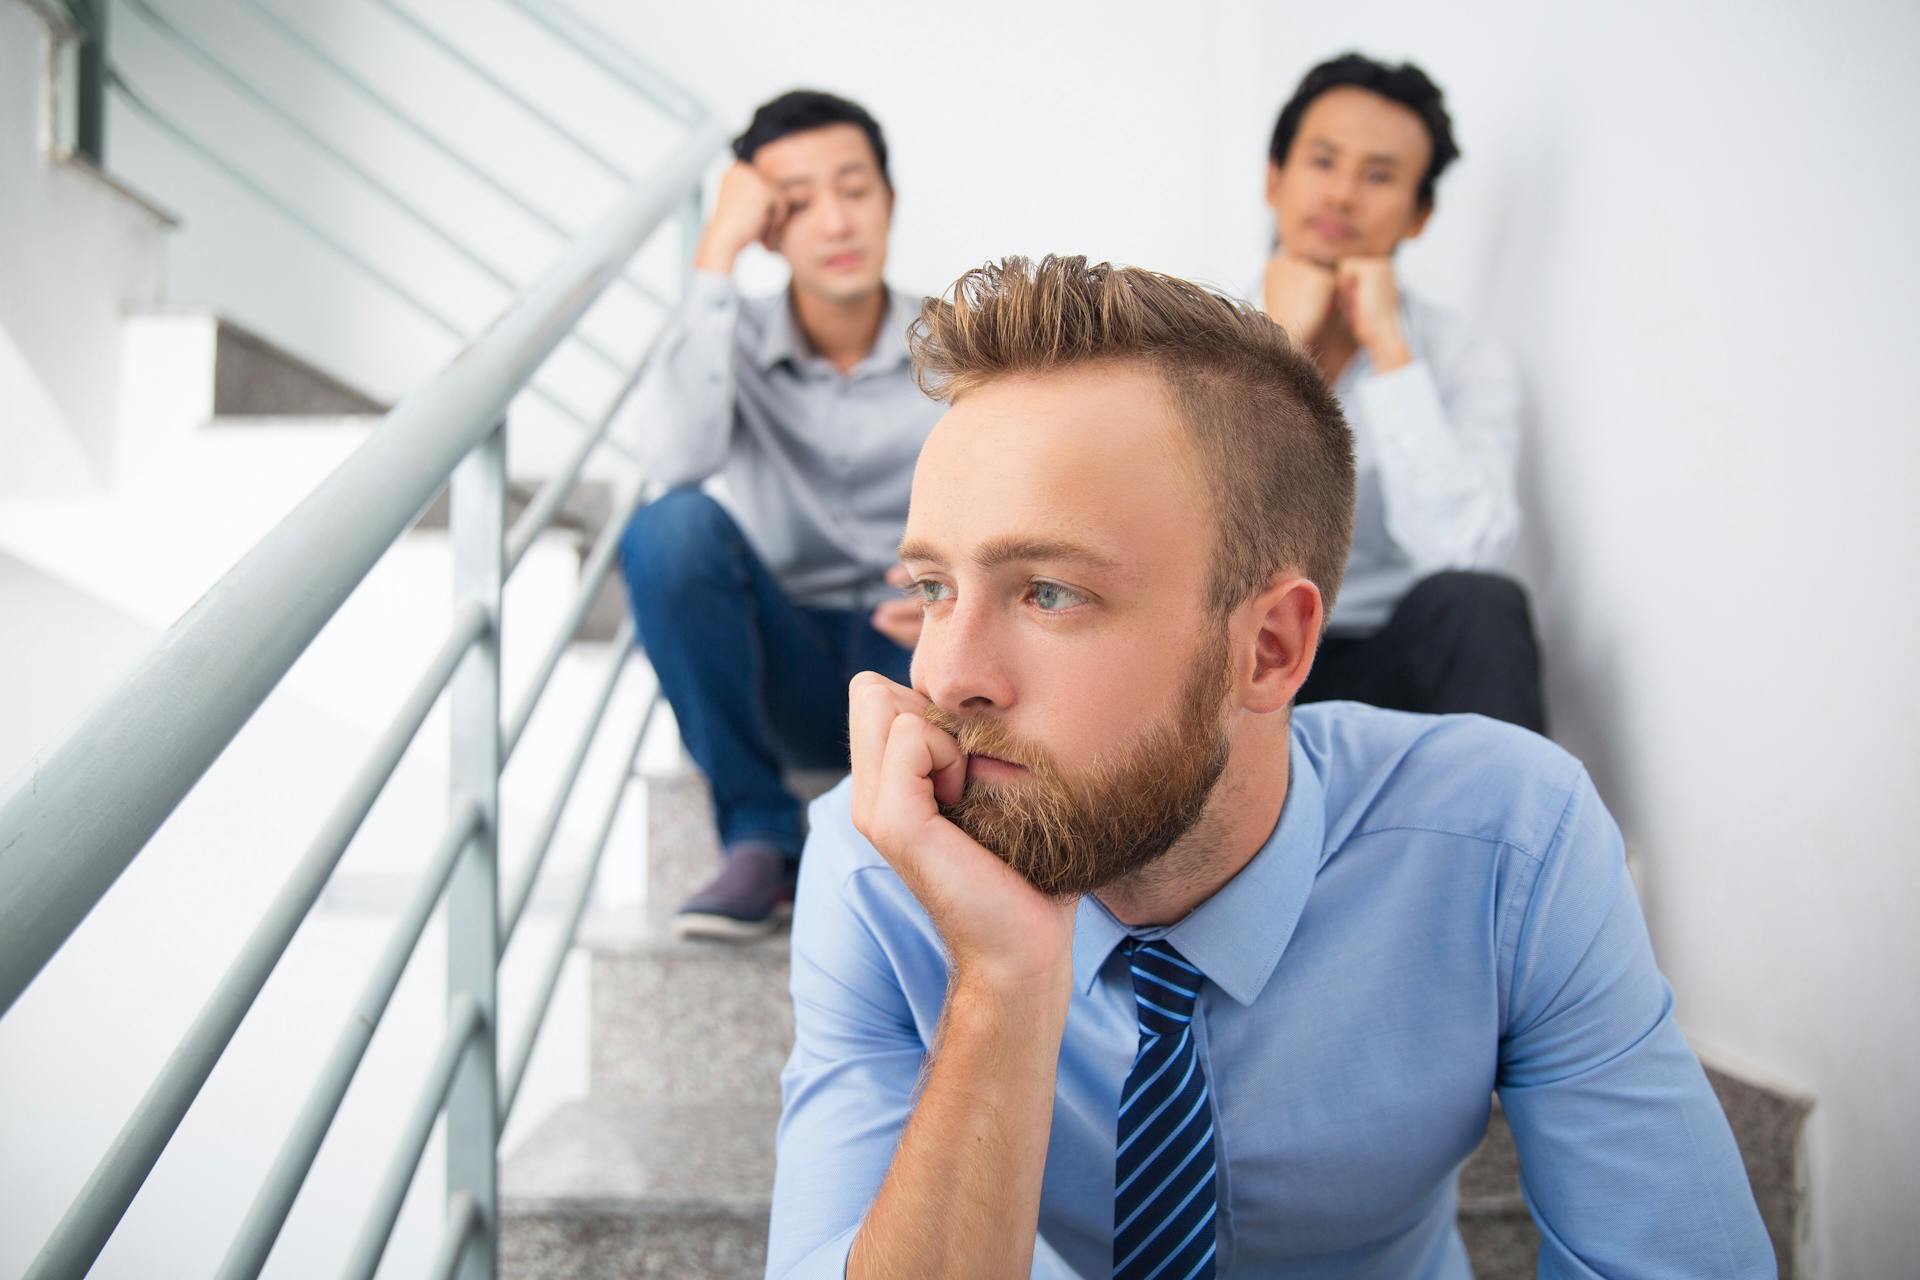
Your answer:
[79,0,1920,1273]
[575,3,1920,1273]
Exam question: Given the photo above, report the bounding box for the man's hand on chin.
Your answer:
[1263,251,1339,346]
[846,672,1078,989]
[1334,257,1413,372]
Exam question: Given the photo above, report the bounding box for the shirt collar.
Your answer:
[1070,728,1328,1007]
[755,285,916,376]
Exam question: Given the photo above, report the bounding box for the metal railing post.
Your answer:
[447,422,505,1279]
[70,0,106,162]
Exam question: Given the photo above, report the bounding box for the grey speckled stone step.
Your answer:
[501,1098,776,1280]
[1458,1103,1536,1279]
[645,769,842,913]
[204,313,386,416]
[1452,1060,1809,1280]
[506,1077,1797,1279]
[577,776,1807,1278]
[587,916,792,1107]
[497,1098,1535,1280]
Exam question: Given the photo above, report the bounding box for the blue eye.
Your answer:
[915,580,952,604]
[1030,581,1086,612]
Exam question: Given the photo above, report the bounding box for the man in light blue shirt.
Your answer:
[767,256,1770,1277]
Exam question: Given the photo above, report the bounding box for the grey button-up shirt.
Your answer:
[621,270,942,611]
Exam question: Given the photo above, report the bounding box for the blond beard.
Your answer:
[923,632,1232,897]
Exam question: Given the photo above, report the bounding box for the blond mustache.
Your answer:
[920,703,1054,779]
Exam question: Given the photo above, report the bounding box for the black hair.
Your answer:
[1268,53,1459,207]
[732,89,891,189]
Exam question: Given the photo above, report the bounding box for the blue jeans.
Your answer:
[618,489,912,860]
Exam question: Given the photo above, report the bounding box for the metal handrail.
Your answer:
[19,603,489,1279]
[366,0,639,185]
[506,327,666,575]
[430,1193,484,1280]
[500,685,659,1125]
[512,0,708,127]
[104,67,612,432]
[499,619,640,954]
[0,122,718,1015]
[502,480,649,761]
[121,0,633,380]
[212,801,482,1278]
[1,7,723,1274]
[343,993,487,1280]
[237,0,674,314]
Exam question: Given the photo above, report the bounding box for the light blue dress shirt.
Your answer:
[768,704,1773,1278]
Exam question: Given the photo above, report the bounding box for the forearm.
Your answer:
[1360,362,1519,568]
[848,968,1071,1280]
[693,224,746,276]
[632,271,740,485]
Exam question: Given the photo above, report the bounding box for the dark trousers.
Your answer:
[1298,571,1546,734]
[617,489,913,859]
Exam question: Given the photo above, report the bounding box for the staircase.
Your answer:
[502,771,1813,1280]
[2,2,1814,1275]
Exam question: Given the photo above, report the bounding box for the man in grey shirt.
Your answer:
[1255,53,1545,731]
[615,91,940,939]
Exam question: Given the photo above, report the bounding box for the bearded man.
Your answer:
[765,257,1771,1279]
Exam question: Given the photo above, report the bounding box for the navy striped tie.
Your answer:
[1113,938,1217,1280]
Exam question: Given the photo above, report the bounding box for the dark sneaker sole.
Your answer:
[670,902,793,942]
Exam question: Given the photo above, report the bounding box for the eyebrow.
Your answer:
[899,535,1121,573]
[1304,137,1404,168]
[776,162,873,191]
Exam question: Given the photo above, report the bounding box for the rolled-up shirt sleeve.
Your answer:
[622,269,741,488]
[1352,332,1522,574]
[766,811,931,1279]
[1497,770,1774,1277]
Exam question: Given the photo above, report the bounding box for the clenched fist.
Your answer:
[1334,257,1412,372]
[1262,251,1339,346]
[846,673,1078,987]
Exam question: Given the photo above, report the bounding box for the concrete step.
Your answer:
[413,475,626,641]
[643,768,842,914]
[1458,1103,1536,1279]
[501,1097,776,1280]
[1452,1059,1810,1280]
[585,914,792,1108]
[122,311,383,447]
[496,1098,1537,1280]
[644,771,724,914]
[593,778,1807,1278]
[205,313,387,417]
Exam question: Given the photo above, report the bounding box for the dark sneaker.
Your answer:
[671,843,796,941]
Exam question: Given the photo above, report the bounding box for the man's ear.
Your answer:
[1239,574,1323,715]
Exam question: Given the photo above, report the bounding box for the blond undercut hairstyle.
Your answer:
[909,255,1357,622]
